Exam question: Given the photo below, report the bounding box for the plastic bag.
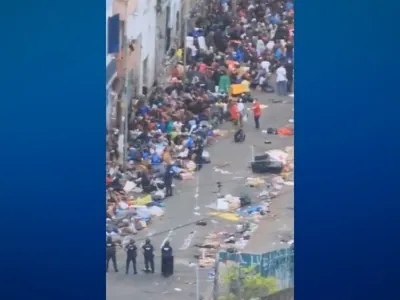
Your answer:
[243,114,248,122]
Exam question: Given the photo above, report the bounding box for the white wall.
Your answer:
[169,0,181,33]
[126,0,157,94]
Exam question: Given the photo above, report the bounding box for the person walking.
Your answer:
[252,99,262,130]
[276,64,288,96]
[125,239,138,275]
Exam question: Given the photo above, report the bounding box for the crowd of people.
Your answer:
[106,0,294,275]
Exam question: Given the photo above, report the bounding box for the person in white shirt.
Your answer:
[275,65,288,96]
[260,60,271,73]
[266,40,275,52]
[237,99,245,116]
[237,99,245,127]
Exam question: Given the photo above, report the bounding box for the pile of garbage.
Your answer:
[193,174,290,267]
[250,146,294,181]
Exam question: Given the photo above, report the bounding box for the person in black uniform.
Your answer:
[164,163,174,197]
[106,236,118,272]
[142,238,155,273]
[194,139,204,171]
[161,241,174,277]
[125,239,137,275]
[285,59,294,94]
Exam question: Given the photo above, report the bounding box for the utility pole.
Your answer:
[213,252,220,300]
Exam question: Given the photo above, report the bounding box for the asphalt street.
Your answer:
[106,88,294,300]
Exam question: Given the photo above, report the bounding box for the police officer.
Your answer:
[164,163,174,197]
[194,138,204,171]
[142,238,155,273]
[106,236,118,272]
[161,241,174,277]
[125,239,137,275]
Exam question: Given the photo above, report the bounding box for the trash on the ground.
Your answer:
[214,167,232,175]
[174,288,182,292]
[148,206,164,217]
[196,220,207,226]
[277,127,294,136]
[199,258,216,268]
[246,177,265,187]
[288,119,294,123]
[266,150,288,164]
[209,212,240,221]
[264,140,272,144]
[216,162,230,168]
[271,99,283,103]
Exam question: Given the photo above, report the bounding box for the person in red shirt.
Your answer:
[230,101,240,129]
[252,99,262,129]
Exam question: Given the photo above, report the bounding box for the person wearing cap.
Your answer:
[125,239,138,275]
[252,99,262,129]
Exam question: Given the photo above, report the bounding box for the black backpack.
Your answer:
[234,129,246,143]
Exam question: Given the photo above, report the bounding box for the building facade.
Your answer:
[106,0,118,130]
[108,0,184,106]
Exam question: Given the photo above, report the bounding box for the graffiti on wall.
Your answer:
[219,248,294,288]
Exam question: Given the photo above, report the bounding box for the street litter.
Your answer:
[246,177,265,187]
[209,212,240,221]
[266,150,288,165]
[214,167,232,175]
[174,288,182,292]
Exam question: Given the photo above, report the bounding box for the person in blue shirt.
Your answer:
[275,48,282,59]
[285,1,294,10]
